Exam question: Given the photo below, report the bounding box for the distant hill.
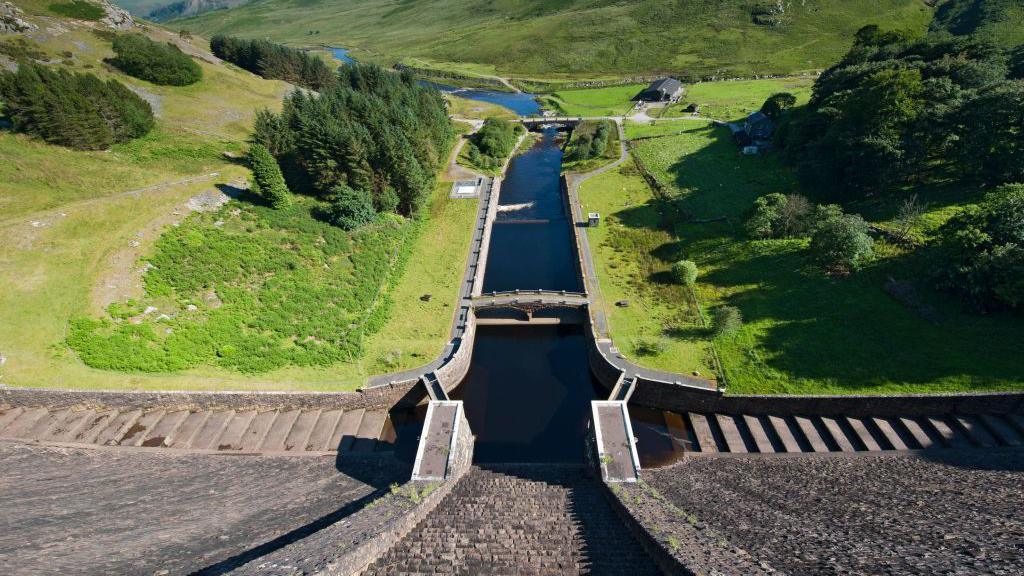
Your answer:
[111,0,247,21]
[146,0,249,23]
[930,0,1024,46]
[176,0,936,78]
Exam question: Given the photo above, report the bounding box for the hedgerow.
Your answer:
[68,197,416,373]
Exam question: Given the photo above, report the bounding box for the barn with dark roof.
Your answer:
[639,77,683,102]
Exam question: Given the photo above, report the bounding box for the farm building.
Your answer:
[639,77,683,102]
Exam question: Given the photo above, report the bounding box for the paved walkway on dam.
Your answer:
[0,441,409,575]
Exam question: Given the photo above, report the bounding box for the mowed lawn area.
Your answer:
[543,84,646,117]
[664,77,815,121]
[614,119,1024,395]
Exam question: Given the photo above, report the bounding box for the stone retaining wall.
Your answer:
[0,383,415,412]
[435,315,476,393]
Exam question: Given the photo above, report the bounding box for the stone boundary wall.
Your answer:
[324,407,474,574]
[0,383,415,412]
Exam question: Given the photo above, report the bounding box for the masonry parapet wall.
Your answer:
[0,384,415,412]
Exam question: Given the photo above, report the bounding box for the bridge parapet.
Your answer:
[591,400,641,483]
[411,401,473,482]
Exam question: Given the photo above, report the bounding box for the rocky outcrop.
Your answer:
[99,0,134,29]
[1,2,38,33]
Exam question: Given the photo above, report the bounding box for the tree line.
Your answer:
[249,62,453,222]
[210,35,336,91]
[776,25,1022,199]
[767,20,1023,311]
[0,63,154,150]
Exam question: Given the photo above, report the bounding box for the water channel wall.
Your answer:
[0,385,415,412]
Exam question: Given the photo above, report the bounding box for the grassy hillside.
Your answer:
[0,2,476,391]
[177,0,934,79]
[604,118,1024,394]
[931,0,1024,46]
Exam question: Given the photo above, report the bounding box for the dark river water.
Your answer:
[452,126,601,464]
[482,129,582,293]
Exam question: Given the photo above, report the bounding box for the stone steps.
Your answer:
[362,465,662,576]
[0,404,395,454]
[665,411,1024,455]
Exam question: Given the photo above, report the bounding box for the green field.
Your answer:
[578,164,716,379]
[178,0,934,79]
[625,120,1024,394]
[0,8,477,391]
[664,77,815,121]
[543,84,645,117]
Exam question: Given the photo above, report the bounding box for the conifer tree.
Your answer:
[248,143,292,208]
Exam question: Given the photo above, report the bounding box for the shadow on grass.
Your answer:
[619,125,1024,392]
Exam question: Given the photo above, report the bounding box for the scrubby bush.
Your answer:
[671,260,698,287]
[809,212,874,274]
[745,193,812,239]
[0,63,154,150]
[248,143,292,208]
[713,306,743,337]
[109,33,202,86]
[938,184,1024,311]
[324,185,377,230]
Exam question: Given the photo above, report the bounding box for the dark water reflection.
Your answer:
[450,325,604,463]
[422,81,541,116]
[482,128,581,292]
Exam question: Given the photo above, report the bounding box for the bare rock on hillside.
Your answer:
[1,2,38,33]
[99,0,134,29]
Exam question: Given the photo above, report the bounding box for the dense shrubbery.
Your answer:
[323,185,377,230]
[68,198,415,373]
[465,117,523,171]
[109,33,202,86]
[671,260,698,286]
[776,25,1023,200]
[0,63,154,150]
[809,212,875,274]
[248,143,292,208]
[939,184,1024,311]
[566,120,613,162]
[210,35,336,91]
[252,63,453,216]
[713,306,743,337]
[745,192,812,239]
